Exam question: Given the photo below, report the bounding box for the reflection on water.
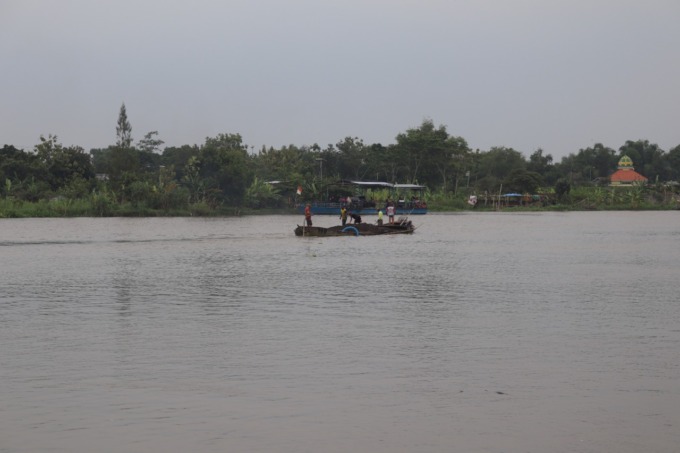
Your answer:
[1,213,679,452]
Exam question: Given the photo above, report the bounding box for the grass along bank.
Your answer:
[2,185,678,218]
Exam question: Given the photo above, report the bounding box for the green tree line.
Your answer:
[2,105,680,215]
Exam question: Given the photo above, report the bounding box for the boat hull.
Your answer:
[295,220,415,237]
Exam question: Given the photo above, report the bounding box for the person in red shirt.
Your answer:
[304,204,313,226]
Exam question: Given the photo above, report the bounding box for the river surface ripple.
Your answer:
[1,212,679,453]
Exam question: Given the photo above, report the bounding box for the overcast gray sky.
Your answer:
[2,0,679,160]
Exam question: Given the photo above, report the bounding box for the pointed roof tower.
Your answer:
[609,155,648,185]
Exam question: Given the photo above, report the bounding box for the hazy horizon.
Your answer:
[2,0,679,159]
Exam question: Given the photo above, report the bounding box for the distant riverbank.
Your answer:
[1,196,678,218]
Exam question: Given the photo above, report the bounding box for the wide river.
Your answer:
[1,212,678,453]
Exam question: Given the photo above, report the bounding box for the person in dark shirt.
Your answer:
[349,212,362,224]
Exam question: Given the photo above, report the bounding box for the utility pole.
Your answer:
[316,158,323,181]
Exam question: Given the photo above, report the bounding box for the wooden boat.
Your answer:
[295,218,415,237]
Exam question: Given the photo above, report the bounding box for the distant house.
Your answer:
[609,155,647,186]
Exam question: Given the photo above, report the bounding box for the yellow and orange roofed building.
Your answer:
[609,155,648,186]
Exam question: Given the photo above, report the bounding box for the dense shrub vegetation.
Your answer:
[2,109,680,217]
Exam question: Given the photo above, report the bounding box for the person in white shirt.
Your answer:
[386,204,395,224]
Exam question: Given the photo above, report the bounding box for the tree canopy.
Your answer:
[3,113,680,211]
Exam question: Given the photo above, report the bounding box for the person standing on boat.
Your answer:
[386,203,395,224]
[340,206,348,226]
[304,203,313,226]
[377,210,384,225]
